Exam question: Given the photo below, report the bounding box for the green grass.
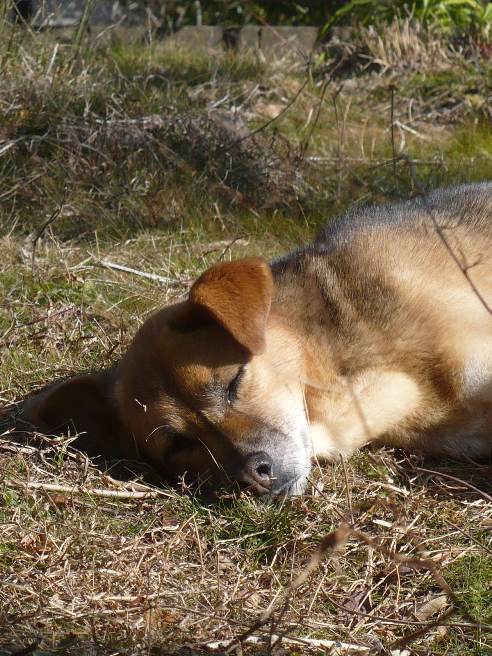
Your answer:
[213,496,310,564]
[429,553,492,655]
[111,41,267,86]
[447,553,492,624]
[325,0,492,37]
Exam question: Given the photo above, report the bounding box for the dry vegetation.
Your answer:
[1,16,492,656]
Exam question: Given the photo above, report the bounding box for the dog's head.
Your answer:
[22,258,312,496]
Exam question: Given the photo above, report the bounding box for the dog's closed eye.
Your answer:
[227,366,245,406]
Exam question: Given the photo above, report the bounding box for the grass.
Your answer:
[448,554,492,624]
[1,15,492,656]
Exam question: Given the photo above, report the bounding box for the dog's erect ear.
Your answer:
[20,372,128,457]
[189,257,274,354]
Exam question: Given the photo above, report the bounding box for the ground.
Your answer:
[1,19,492,656]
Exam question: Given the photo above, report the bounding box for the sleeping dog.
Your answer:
[21,183,492,496]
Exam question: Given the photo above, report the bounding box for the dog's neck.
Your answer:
[268,256,423,459]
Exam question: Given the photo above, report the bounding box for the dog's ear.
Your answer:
[189,257,274,354]
[20,372,127,457]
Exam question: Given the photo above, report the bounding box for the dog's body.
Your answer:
[21,183,492,495]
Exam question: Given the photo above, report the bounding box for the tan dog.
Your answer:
[21,184,492,496]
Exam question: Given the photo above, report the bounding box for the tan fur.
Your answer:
[20,184,492,495]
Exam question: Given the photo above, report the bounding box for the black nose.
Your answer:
[240,452,273,495]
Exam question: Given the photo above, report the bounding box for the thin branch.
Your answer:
[229,520,491,655]
[96,259,182,286]
[12,479,174,500]
[299,77,330,160]
[390,85,397,186]
[383,607,455,654]
[17,307,77,330]
[207,634,369,653]
[340,454,354,525]
[31,209,63,270]
[306,156,447,164]
[230,76,310,148]
[417,466,492,504]
[225,526,351,652]
[403,154,492,315]
[446,520,492,556]
[31,197,66,272]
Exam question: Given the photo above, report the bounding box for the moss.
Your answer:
[446,553,492,624]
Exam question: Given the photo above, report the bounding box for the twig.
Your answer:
[394,119,429,140]
[228,75,310,148]
[207,634,369,653]
[306,156,447,164]
[348,526,489,631]
[331,85,345,199]
[299,77,330,160]
[384,607,455,653]
[340,455,354,525]
[0,440,38,455]
[0,173,44,203]
[446,520,492,556]
[18,307,77,330]
[416,466,492,504]
[216,237,245,261]
[403,154,492,316]
[230,521,490,655]
[12,479,173,499]
[31,198,66,271]
[96,259,182,286]
[390,85,397,187]
[225,526,351,652]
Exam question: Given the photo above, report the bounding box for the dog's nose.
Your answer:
[241,452,273,494]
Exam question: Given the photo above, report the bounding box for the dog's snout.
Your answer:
[241,451,273,494]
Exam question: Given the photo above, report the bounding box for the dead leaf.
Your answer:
[415,594,448,621]
[255,102,283,118]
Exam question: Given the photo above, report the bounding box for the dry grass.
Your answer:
[1,16,492,656]
[323,19,450,77]
[2,420,492,654]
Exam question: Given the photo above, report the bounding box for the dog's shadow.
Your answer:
[1,401,165,487]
